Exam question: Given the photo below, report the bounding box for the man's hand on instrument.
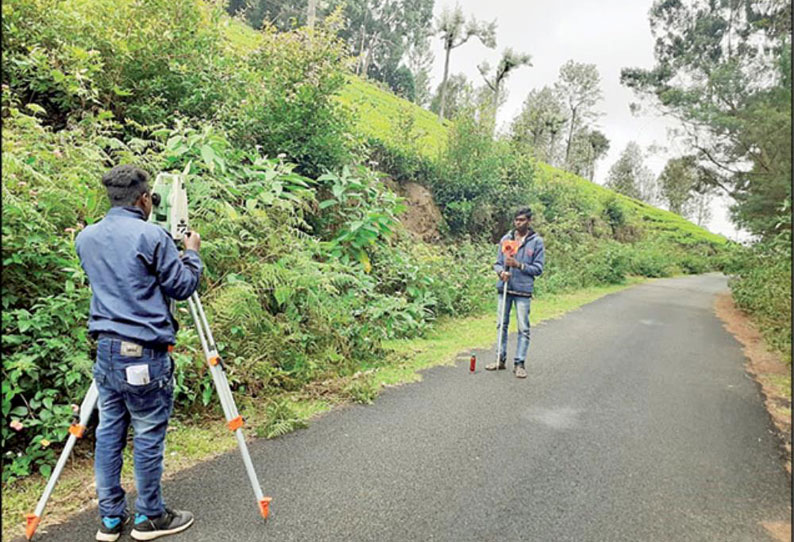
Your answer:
[505,256,520,268]
[500,271,511,281]
[184,230,201,252]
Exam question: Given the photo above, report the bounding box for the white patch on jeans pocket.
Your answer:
[125,364,150,386]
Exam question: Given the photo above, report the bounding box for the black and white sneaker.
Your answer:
[131,508,194,541]
[96,514,131,542]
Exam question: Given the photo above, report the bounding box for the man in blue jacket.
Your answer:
[76,165,202,541]
[486,207,545,378]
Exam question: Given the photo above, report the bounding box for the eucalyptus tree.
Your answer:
[406,35,434,107]
[510,86,567,164]
[342,0,434,81]
[430,73,476,120]
[585,129,610,180]
[435,4,496,120]
[566,128,610,180]
[307,0,318,27]
[658,156,700,216]
[554,60,603,164]
[478,48,532,134]
[606,142,656,204]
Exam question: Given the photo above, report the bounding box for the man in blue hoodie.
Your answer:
[486,207,545,378]
[76,165,201,541]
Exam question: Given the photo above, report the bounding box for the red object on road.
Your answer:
[470,354,476,373]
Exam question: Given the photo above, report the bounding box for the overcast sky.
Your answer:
[427,0,746,240]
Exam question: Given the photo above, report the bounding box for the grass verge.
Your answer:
[2,279,642,540]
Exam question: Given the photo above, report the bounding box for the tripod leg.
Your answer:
[26,381,99,540]
[187,293,272,520]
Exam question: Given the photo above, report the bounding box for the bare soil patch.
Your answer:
[383,179,442,242]
[761,520,792,542]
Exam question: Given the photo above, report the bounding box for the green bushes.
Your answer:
[2,0,227,126]
[627,244,676,277]
[222,16,357,176]
[726,236,791,363]
[3,0,356,175]
[2,110,133,480]
[314,166,405,271]
[371,236,493,330]
[434,114,501,235]
[365,138,441,185]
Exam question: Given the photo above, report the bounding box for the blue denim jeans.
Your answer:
[92,338,174,518]
[496,294,531,364]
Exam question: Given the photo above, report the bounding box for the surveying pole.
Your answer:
[25,172,271,540]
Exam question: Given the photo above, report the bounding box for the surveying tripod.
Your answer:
[25,174,271,540]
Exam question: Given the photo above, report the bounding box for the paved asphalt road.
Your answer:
[36,274,790,542]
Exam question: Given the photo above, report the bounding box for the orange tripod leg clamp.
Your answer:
[227,416,244,431]
[25,514,41,540]
[258,497,273,519]
[68,424,86,438]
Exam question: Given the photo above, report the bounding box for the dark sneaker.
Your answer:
[485,361,506,371]
[96,514,130,542]
[514,364,527,378]
[131,508,194,541]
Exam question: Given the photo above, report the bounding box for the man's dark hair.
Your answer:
[102,165,150,207]
[514,207,532,219]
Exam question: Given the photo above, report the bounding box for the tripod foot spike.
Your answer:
[25,513,41,540]
[258,497,272,520]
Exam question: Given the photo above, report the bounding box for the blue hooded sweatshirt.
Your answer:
[493,229,545,296]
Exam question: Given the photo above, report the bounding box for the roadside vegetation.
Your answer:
[3,2,785,535]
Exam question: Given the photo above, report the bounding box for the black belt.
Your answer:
[96,332,171,353]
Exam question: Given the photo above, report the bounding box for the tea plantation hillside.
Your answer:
[337,76,726,250]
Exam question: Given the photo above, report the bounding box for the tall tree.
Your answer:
[554,60,603,164]
[307,0,318,27]
[509,86,567,164]
[606,142,655,203]
[406,36,434,107]
[435,4,496,120]
[478,48,532,134]
[387,65,416,101]
[430,72,475,120]
[687,190,714,228]
[658,155,701,216]
[567,128,610,180]
[585,129,610,181]
[621,0,791,238]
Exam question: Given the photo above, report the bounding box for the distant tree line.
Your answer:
[227,0,435,103]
